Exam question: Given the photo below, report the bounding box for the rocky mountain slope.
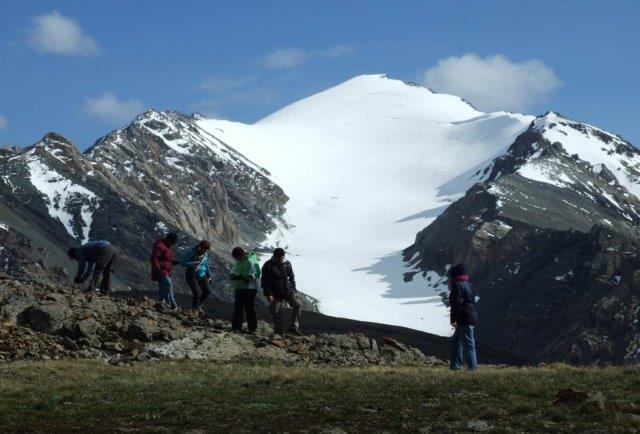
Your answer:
[404,112,640,364]
[0,112,315,307]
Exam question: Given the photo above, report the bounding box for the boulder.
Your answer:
[17,303,72,334]
[125,317,159,342]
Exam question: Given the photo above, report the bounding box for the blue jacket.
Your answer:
[449,277,478,326]
[181,247,211,279]
[75,240,111,279]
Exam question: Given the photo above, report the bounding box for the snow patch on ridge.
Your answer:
[26,155,99,242]
[534,112,640,199]
[517,159,573,188]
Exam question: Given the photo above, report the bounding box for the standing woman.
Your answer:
[448,263,478,371]
[229,247,261,333]
[181,240,212,311]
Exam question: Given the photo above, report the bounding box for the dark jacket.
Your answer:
[449,276,478,326]
[261,258,296,299]
[75,240,111,280]
[150,239,174,281]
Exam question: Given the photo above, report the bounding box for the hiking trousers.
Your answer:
[185,271,211,309]
[450,324,478,371]
[158,276,177,309]
[87,244,117,293]
[232,289,257,332]
[270,293,302,334]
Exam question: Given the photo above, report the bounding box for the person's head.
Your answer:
[273,247,286,263]
[447,263,468,280]
[67,247,77,260]
[197,240,211,254]
[164,232,178,246]
[231,246,246,261]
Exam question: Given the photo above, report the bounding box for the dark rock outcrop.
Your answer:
[404,112,640,364]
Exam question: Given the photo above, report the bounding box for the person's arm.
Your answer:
[449,283,461,326]
[74,250,86,282]
[80,262,95,282]
[261,262,272,297]
[181,249,197,268]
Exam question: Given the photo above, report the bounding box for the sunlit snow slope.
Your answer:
[199,75,534,335]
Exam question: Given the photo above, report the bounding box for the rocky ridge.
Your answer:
[0,275,434,366]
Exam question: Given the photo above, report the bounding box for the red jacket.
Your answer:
[150,239,174,281]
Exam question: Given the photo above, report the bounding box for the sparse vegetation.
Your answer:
[1,361,640,432]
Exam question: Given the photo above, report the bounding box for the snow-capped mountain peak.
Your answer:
[257,74,479,127]
[197,74,535,335]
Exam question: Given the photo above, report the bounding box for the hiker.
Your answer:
[229,247,261,333]
[448,263,478,371]
[151,232,180,309]
[67,240,117,293]
[181,240,212,310]
[261,248,302,335]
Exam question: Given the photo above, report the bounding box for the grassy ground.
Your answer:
[1,361,639,433]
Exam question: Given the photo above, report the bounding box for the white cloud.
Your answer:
[419,54,561,112]
[262,44,356,69]
[263,48,309,69]
[0,114,7,130]
[318,45,357,58]
[194,74,279,113]
[27,11,99,55]
[85,92,144,125]
[197,75,258,92]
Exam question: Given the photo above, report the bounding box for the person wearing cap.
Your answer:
[229,246,261,333]
[67,240,118,293]
[181,240,212,310]
[261,247,302,335]
[448,263,478,371]
[151,232,180,309]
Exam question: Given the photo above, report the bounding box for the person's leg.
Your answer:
[100,249,117,293]
[463,325,478,371]
[185,272,200,309]
[88,248,109,292]
[245,290,257,333]
[450,327,464,371]
[231,289,244,331]
[270,298,284,334]
[198,278,210,306]
[158,276,171,304]
[286,293,302,332]
[165,277,177,309]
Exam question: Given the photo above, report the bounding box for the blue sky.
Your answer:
[1,0,639,149]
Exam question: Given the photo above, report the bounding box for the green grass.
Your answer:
[1,361,640,432]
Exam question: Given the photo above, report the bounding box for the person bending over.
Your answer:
[68,240,118,294]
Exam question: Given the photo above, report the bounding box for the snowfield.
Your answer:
[199,75,534,336]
